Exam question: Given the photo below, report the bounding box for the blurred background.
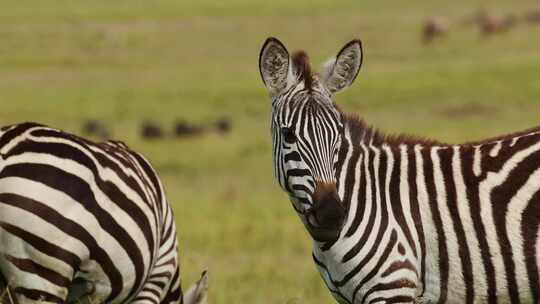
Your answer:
[1,0,539,303]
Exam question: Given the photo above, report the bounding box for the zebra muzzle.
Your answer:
[306,182,346,242]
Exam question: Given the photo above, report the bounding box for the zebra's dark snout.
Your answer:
[307,182,346,242]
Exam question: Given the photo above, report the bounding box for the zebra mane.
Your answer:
[292,50,313,91]
[344,111,540,148]
[460,125,540,146]
[342,112,443,147]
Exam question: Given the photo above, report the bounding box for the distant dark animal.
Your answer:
[141,121,164,139]
[260,36,540,303]
[423,17,449,43]
[82,119,110,139]
[479,13,516,34]
[214,118,231,135]
[526,10,540,24]
[0,122,209,303]
[174,120,205,137]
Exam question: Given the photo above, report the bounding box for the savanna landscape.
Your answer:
[1,0,540,303]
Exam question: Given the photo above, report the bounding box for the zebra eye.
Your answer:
[281,127,296,143]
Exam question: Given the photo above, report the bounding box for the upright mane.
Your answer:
[292,50,313,91]
[342,112,443,147]
[342,111,540,148]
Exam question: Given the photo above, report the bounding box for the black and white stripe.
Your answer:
[260,37,540,303]
[0,122,182,303]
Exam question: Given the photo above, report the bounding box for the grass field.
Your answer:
[1,0,540,303]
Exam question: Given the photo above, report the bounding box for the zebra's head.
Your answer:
[259,37,363,242]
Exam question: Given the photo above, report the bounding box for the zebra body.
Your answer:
[316,133,540,303]
[0,123,181,303]
[259,37,540,303]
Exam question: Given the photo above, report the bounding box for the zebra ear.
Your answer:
[259,37,291,95]
[321,39,363,94]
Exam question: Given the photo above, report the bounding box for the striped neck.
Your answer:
[333,115,441,213]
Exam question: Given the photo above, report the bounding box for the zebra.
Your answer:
[259,36,540,303]
[0,122,208,304]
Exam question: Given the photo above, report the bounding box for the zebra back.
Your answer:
[0,122,181,303]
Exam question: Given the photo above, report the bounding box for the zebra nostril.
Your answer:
[312,189,345,230]
[310,182,346,231]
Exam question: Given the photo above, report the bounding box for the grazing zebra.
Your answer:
[259,37,540,303]
[0,123,208,304]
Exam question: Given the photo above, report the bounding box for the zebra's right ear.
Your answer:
[259,37,291,96]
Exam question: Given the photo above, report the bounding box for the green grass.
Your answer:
[1,0,540,303]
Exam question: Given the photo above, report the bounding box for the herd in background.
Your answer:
[80,9,540,141]
[82,118,232,141]
[423,8,540,43]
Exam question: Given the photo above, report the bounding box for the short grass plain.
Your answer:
[1,0,540,303]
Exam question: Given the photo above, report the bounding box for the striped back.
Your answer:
[0,122,181,303]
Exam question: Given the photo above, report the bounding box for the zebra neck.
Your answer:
[335,116,435,216]
[331,119,437,255]
[335,137,417,239]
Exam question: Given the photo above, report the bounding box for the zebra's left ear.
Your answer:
[321,39,363,94]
